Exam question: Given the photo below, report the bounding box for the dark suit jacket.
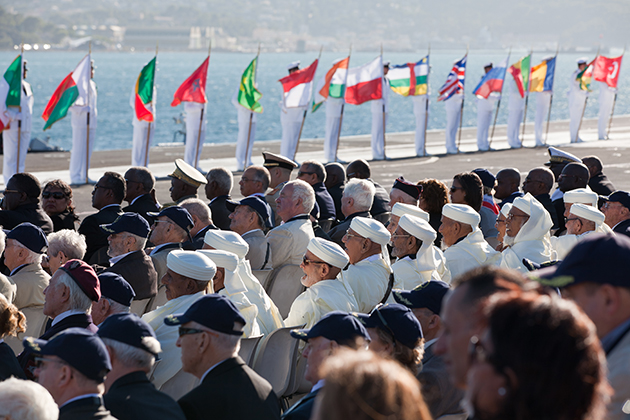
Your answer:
[182,224,217,251]
[313,182,336,221]
[104,371,186,420]
[209,195,232,230]
[79,204,123,265]
[103,250,158,300]
[281,388,319,420]
[417,343,465,419]
[534,193,559,230]
[0,202,54,233]
[499,191,524,208]
[327,211,371,247]
[613,219,630,238]
[552,197,566,236]
[123,194,160,225]
[589,173,615,196]
[51,209,79,232]
[369,180,391,220]
[177,356,280,420]
[0,342,26,380]
[327,183,345,221]
[60,396,117,420]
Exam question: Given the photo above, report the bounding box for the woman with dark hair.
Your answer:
[418,178,449,246]
[465,292,610,420]
[42,179,79,231]
[0,293,27,380]
[451,172,499,248]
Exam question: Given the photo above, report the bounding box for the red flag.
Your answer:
[171,57,209,107]
[593,55,623,88]
[135,94,153,122]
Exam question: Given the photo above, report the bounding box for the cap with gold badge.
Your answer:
[262,152,298,171]
[544,147,582,166]
[168,159,207,187]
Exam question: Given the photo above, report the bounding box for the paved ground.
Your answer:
[16,115,630,217]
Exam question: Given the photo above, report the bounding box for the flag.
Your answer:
[529,56,556,93]
[438,55,467,102]
[344,56,383,105]
[508,54,531,98]
[171,57,208,107]
[593,55,623,88]
[0,54,22,131]
[134,56,156,122]
[473,58,508,99]
[576,60,594,91]
[42,54,91,131]
[388,56,429,97]
[279,59,318,108]
[237,56,263,113]
[312,57,349,112]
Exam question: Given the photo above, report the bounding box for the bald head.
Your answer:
[346,159,371,180]
[325,163,346,189]
[495,168,521,200]
[522,167,554,196]
[558,163,589,193]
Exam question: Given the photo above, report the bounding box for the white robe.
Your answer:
[551,224,608,260]
[476,93,498,151]
[444,93,463,154]
[69,79,97,184]
[323,97,344,163]
[183,102,207,170]
[340,254,391,313]
[412,95,429,156]
[534,91,551,146]
[232,91,256,171]
[568,69,588,143]
[3,80,33,185]
[391,245,450,290]
[506,77,525,149]
[597,81,616,140]
[130,89,156,167]
[237,259,285,335]
[370,78,389,160]
[443,229,501,280]
[284,278,358,329]
[279,101,306,160]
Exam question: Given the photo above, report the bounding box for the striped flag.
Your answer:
[312,57,349,112]
[438,55,467,101]
[388,56,429,97]
[473,58,508,99]
[278,59,318,108]
[133,56,156,122]
[344,56,383,105]
[529,57,556,93]
[508,54,531,98]
[576,59,595,92]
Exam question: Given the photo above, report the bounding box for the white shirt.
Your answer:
[61,394,102,408]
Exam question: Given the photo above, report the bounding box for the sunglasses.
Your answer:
[42,191,66,199]
[450,186,463,193]
[178,327,204,337]
[302,255,331,267]
[297,171,316,177]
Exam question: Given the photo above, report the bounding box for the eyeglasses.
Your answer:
[34,356,67,369]
[602,202,621,209]
[450,186,463,193]
[565,217,580,222]
[506,213,529,221]
[343,233,363,240]
[302,255,332,267]
[391,234,411,239]
[297,171,316,177]
[178,327,205,337]
[2,189,20,195]
[42,191,66,199]
[370,304,397,345]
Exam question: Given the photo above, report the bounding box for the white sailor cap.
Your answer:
[577,57,589,65]
[570,203,605,225]
[383,60,391,67]
[197,249,239,272]
[167,250,216,281]
[398,214,436,244]
[564,188,598,206]
[203,230,249,260]
[545,147,582,166]
[349,217,391,245]
[287,61,300,71]
[392,202,430,222]
[169,159,207,187]
[500,203,512,218]
[442,204,480,228]
[307,237,349,269]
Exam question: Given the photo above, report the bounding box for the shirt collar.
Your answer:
[601,317,630,354]
[311,379,325,393]
[9,263,29,277]
[60,394,102,408]
[200,357,230,383]
[150,242,178,256]
[109,250,134,266]
[52,310,87,326]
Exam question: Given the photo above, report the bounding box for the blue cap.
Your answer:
[164,294,246,336]
[534,233,630,288]
[98,313,160,358]
[226,196,272,229]
[98,272,135,307]
[290,311,370,347]
[472,168,496,189]
[23,328,111,383]
[393,281,450,314]
[147,206,194,233]
[7,222,48,253]
[100,212,151,238]
[355,304,423,349]
[602,190,630,210]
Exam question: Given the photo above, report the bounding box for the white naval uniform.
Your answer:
[412,94,429,156]
[130,89,156,167]
[534,91,552,146]
[443,229,501,280]
[444,93,463,154]
[370,77,389,160]
[506,76,525,149]
[69,79,97,184]
[476,92,499,151]
[232,91,256,171]
[568,69,588,143]
[597,81,616,140]
[279,100,306,160]
[323,97,344,162]
[183,102,207,170]
[3,80,33,185]
[340,254,391,313]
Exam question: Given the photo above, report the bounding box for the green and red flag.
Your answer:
[576,59,595,91]
[0,54,23,130]
[171,57,208,107]
[237,56,263,113]
[134,56,156,122]
[508,54,531,98]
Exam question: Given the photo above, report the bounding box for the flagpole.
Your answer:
[381,44,387,159]
[85,42,92,184]
[544,44,559,145]
[244,44,261,167]
[489,47,511,149]
[575,46,599,143]
[335,44,352,161]
[293,46,323,159]
[193,43,211,169]
[144,42,158,167]
[422,44,430,156]
[606,44,625,138]
[16,43,23,175]
[457,46,468,153]
[520,48,533,147]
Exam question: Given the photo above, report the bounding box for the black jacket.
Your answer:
[327,211,372,247]
[102,250,158,300]
[123,194,160,225]
[281,388,319,420]
[313,182,336,221]
[552,197,566,236]
[182,224,217,250]
[369,180,391,220]
[0,342,26,381]
[51,209,79,232]
[613,219,630,238]
[79,204,123,265]
[327,183,345,221]
[535,193,559,230]
[209,195,233,230]
[0,202,54,233]
[588,173,615,196]
[60,396,117,420]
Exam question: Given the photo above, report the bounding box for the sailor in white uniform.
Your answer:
[476,63,499,152]
[370,61,390,160]
[280,61,307,160]
[130,87,156,167]
[324,93,345,163]
[69,60,97,185]
[412,92,429,156]
[183,101,207,170]
[568,58,589,143]
[444,90,463,154]
[506,72,525,148]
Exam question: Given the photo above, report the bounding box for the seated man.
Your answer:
[327,178,376,247]
[297,160,336,228]
[0,230,16,303]
[228,196,273,270]
[324,162,345,221]
[0,173,53,233]
[387,202,430,236]
[285,237,358,328]
[389,176,422,206]
[551,203,607,259]
[91,272,134,326]
[45,229,87,274]
[267,180,316,268]
[0,378,59,420]
[522,167,558,230]
[142,250,216,394]
[340,217,392,313]
[167,159,207,206]
[98,313,186,420]
[439,204,500,280]
[552,161,590,235]
[494,168,523,208]
[500,193,553,273]
[123,167,160,225]
[205,167,234,230]
[165,295,281,420]
[179,198,217,250]
[346,159,391,224]
[263,152,298,227]
[601,191,630,237]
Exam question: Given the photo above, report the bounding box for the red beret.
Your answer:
[59,260,101,302]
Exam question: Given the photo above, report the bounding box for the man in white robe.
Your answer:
[370,62,389,160]
[69,61,97,185]
[232,91,256,172]
[387,202,430,237]
[130,88,156,167]
[551,203,608,259]
[568,58,589,143]
[597,81,616,140]
[506,75,525,149]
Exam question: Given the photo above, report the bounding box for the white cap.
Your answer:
[500,203,512,218]
[203,230,249,260]
[349,217,391,245]
[383,60,391,67]
[166,250,216,282]
[287,61,300,71]
[513,196,533,216]
[570,203,605,225]
[564,188,598,206]
[442,204,480,228]
[392,203,430,222]
[577,57,589,65]
[307,237,349,269]
[546,146,581,164]
[197,249,247,294]
[398,214,436,245]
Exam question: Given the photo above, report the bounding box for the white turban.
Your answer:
[442,204,480,228]
[197,249,247,294]
[500,203,512,218]
[511,193,553,243]
[398,214,436,246]
[166,250,216,282]
[563,188,598,206]
[570,203,606,231]
[307,237,349,269]
[350,217,391,245]
[203,230,249,259]
[392,203,430,222]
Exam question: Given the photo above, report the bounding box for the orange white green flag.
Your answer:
[507,54,531,98]
[312,57,350,112]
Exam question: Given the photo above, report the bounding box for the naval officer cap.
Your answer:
[287,61,300,71]
[168,158,207,187]
[98,313,161,358]
[147,206,194,233]
[59,260,101,302]
[564,188,598,206]
[203,230,249,259]
[442,204,480,228]
[350,217,391,245]
[307,237,349,269]
[392,202,430,222]
[166,250,216,282]
[391,176,423,200]
[262,151,298,171]
[100,212,150,238]
[164,294,246,336]
[7,222,48,254]
[545,146,581,166]
[602,190,630,210]
[393,280,450,315]
[291,311,370,346]
[355,303,423,349]
[226,196,272,229]
[569,203,605,225]
[398,214,436,244]
[98,272,135,307]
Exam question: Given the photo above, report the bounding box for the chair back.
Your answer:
[252,269,273,290]
[265,264,306,318]
[252,326,301,397]
[238,335,264,367]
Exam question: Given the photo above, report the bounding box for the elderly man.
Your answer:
[26,328,116,420]
[167,159,207,206]
[494,168,523,208]
[551,203,607,259]
[78,171,125,265]
[123,167,160,224]
[263,152,298,226]
[536,234,630,420]
[522,167,558,230]
[91,272,134,326]
[582,155,615,196]
[387,202,429,236]
[284,238,358,328]
[165,294,281,420]
[0,378,58,420]
[267,180,316,268]
[552,162,590,235]
[45,229,87,274]
[284,311,370,420]
[180,198,217,250]
[340,217,392,313]
[346,159,391,224]
[227,196,272,270]
[563,188,598,215]
[327,178,375,246]
[297,160,336,227]
[439,204,500,279]
[100,213,158,305]
[205,167,233,230]
[99,313,186,420]
[389,176,423,206]
[142,250,216,395]
[0,173,53,233]
[602,191,630,237]
[324,162,345,221]
[240,165,269,198]
[0,230,16,303]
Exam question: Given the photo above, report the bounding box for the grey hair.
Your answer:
[207,167,233,195]
[12,241,42,265]
[247,166,271,191]
[105,298,131,314]
[303,160,326,182]
[0,227,5,256]
[0,377,59,420]
[204,322,243,355]
[47,229,87,260]
[344,178,376,212]
[120,232,147,252]
[127,167,155,192]
[101,337,159,371]
[287,180,316,214]
[180,198,212,223]
[57,271,93,312]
